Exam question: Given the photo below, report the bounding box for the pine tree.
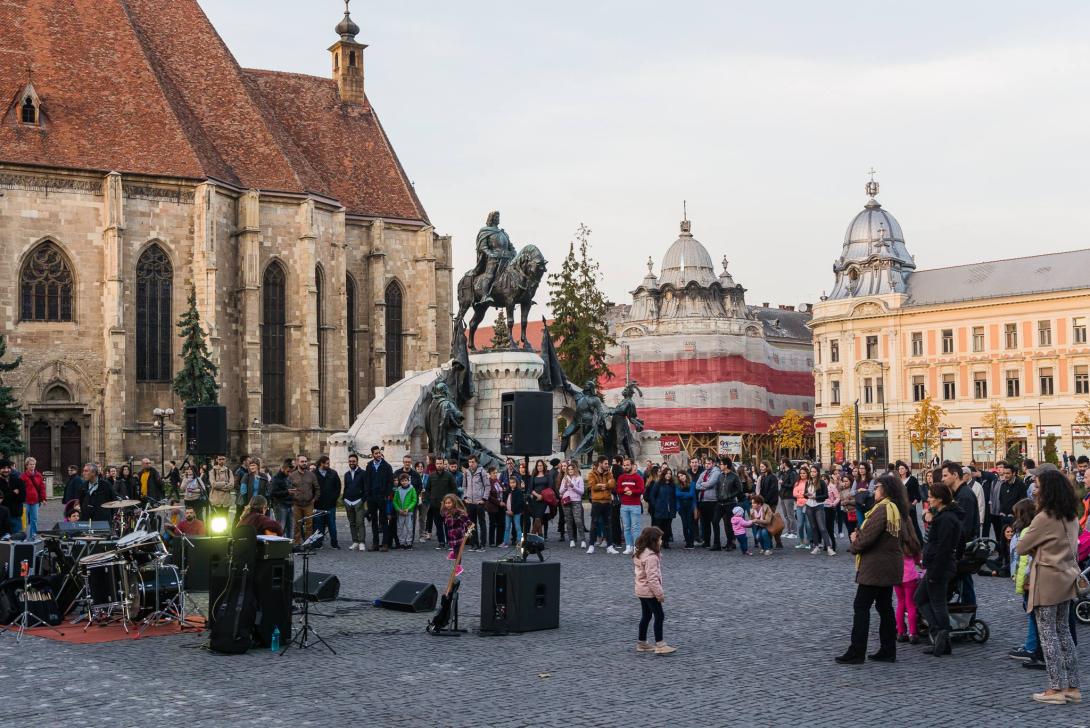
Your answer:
[490,310,513,350]
[172,286,220,406]
[0,336,25,457]
[547,223,616,385]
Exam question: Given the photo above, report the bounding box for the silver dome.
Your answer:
[659,219,717,288]
[838,198,913,268]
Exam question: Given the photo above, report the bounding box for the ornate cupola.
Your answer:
[329,0,367,104]
[827,172,916,299]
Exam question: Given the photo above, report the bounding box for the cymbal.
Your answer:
[144,503,183,513]
[102,499,141,509]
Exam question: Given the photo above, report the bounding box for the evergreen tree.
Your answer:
[547,224,616,385]
[172,286,220,406]
[0,336,25,457]
[490,310,513,350]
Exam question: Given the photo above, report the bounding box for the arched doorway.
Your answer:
[29,420,51,471]
[59,420,82,472]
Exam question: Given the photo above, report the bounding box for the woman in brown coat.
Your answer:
[836,474,917,664]
[1015,469,1080,705]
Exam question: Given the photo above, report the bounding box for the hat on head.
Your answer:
[0,459,12,469]
[1029,462,1059,477]
[732,506,743,517]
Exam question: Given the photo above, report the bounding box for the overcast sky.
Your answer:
[203,1,1090,313]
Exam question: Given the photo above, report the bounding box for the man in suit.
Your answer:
[343,453,367,551]
[365,445,394,552]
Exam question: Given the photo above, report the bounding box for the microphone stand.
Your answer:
[0,559,63,642]
[280,529,335,656]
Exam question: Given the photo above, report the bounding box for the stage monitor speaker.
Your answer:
[0,540,43,579]
[252,558,293,646]
[177,536,231,592]
[185,404,228,456]
[293,571,340,601]
[376,580,437,612]
[480,561,560,633]
[500,391,553,456]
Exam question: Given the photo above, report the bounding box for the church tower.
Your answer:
[329,1,366,104]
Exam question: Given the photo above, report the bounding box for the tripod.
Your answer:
[280,547,334,655]
[0,561,63,642]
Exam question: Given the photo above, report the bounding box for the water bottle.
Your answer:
[270,626,280,652]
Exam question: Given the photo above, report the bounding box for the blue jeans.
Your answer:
[591,503,611,544]
[794,505,810,542]
[9,517,21,535]
[736,533,750,553]
[753,526,771,551]
[275,503,292,537]
[677,500,695,546]
[314,508,339,545]
[621,505,641,548]
[1023,594,1039,652]
[505,513,523,544]
[25,503,39,539]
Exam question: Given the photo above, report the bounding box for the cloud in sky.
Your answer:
[202,0,1090,312]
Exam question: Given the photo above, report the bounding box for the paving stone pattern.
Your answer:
[1,503,1085,727]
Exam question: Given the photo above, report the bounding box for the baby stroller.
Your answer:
[1074,531,1090,625]
[919,538,994,644]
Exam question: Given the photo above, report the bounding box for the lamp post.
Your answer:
[854,399,861,463]
[152,407,175,474]
[1037,401,1043,461]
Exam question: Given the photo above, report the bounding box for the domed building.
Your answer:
[810,177,1090,467]
[605,216,815,460]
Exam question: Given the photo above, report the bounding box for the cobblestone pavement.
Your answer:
[2,503,1086,728]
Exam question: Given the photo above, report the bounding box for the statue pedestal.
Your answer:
[462,351,545,455]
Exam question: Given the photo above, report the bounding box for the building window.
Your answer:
[912,375,925,402]
[830,380,841,406]
[865,335,878,360]
[384,281,404,386]
[1004,323,1018,349]
[261,262,287,425]
[942,373,955,400]
[135,244,173,382]
[1006,371,1020,398]
[1039,367,1054,396]
[315,267,326,427]
[1072,364,1089,395]
[1038,320,1052,347]
[876,376,885,404]
[21,96,37,124]
[1075,317,1087,345]
[972,326,984,352]
[829,339,839,363]
[911,332,923,357]
[941,329,954,354]
[863,377,873,404]
[346,274,358,416]
[349,50,356,67]
[815,342,821,365]
[19,241,73,321]
[973,372,987,399]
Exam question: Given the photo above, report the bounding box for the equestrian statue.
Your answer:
[455,211,547,352]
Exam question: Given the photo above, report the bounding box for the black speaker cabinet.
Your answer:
[480,561,560,633]
[175,536,230,591]
[185,404,228,456]
[293,571,340,601]
[376,580,438,612]
[500,391,553,456]
[252,558,293,646]
[0,540,43,579]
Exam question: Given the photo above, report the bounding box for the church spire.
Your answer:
[329,0,367,104]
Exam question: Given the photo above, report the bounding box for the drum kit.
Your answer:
[41,499,202,633]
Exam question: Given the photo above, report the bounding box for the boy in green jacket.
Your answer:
[394,473,419,549]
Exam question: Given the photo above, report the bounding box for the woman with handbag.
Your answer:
[1016,468,1081,705]
[559,462,587,549]
[530,460,552,536]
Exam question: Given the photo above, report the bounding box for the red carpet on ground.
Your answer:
[18,616,205,644]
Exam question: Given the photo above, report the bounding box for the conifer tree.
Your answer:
[172,286,220,406]
[0,336,25,457]
[547,223,616,385]
[490,310,513,350]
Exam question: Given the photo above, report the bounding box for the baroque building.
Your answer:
[606,216,814,459]
[810,177,1090,466]
[0,1,452,469]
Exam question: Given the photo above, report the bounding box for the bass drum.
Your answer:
[84,559,131,608]
[131,566,181,616]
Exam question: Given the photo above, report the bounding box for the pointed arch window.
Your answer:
[385,281,403,386]
[20,241,73,321]
[21,96,37,124]
[262,262,287,425]
[346,274,358,416]
[135,244,173,381]
[315,266,326,427]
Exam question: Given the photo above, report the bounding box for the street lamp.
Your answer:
[1037,401,1043,461]
[152,407,175,474]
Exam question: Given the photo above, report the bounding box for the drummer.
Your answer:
[166,506,205,538]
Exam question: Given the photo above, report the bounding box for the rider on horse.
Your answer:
[473,211,516,306]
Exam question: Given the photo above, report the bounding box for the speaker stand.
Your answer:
[281,549,335,655]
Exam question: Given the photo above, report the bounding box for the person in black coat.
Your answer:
[364,446,395,551]
[268,459,295,534]
[312,455,342,548]
[62,464,84,504]
[0,459,25,534]
[915,481,964,656]
[342,453,368,550]
[79,464,117,523]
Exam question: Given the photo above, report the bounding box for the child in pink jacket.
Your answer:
[731,506,754,555]
[633,526,676,655]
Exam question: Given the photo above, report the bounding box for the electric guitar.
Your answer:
[427,524,475,633]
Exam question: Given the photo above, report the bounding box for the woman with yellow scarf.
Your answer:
[836,474,919,665]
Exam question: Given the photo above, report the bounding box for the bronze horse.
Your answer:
[456,244,547,351]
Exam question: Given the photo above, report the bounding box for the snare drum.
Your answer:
[116,530,169,565]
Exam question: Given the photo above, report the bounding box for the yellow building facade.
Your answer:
[810,179,1090,467]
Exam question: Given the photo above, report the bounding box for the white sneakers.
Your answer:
[586,545,595,554]
[811,547,822,555]
[569,540,576,548]
[607,545,620,554]
[349,543,359,550]
[580,541,587,548]
[828,549,837,556]
[622,546,634,555]
[784,533,797,539]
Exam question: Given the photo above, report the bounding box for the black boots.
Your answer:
[924,630,951,656]
[835,652,865,665]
